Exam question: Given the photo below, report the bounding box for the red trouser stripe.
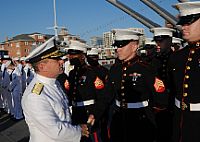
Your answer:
[93,132,99,142]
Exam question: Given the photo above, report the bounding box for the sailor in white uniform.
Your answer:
[21,36,89,142]
[8,61,23,120]
[1,56,13,115]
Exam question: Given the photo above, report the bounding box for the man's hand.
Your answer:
[87,114,95,126]
[80,124,89,137]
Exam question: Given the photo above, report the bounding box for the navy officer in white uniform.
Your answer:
[21,36,89,142]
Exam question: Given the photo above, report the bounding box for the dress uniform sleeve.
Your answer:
[89,72,108,122]
[22,91,82,142]
[166,53,177,110]
[104,71,116,106]
[10,73,19,91]
[145,66,168,108]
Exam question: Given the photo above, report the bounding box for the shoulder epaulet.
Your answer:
[31,83,44,95]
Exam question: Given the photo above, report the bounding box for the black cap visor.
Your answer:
[177,14,200,25]
[67,49,84,55]
[153,35,170,42]
[112,40,133,48]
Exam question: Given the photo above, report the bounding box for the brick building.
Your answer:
[0,33,52,58]
[0,28,85,58]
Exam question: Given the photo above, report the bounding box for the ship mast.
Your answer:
[53,0,58,38]
[47,0,60,39]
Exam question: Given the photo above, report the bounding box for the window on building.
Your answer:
[16,43,20,47]
[32,42,36,45]
[25,49,29,53]
[38,35,43,39]
[24,42,29,46]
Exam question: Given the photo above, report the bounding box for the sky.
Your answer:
[0,0,191,43]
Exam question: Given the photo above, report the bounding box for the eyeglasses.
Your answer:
[113,40,133,48]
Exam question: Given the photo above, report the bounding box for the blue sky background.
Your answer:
[0,0,191,43]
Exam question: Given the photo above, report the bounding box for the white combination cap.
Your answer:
[172,37,183,44]
[67,40,88,54]
[151,27,175,37]
[112,29,142,41]
[87,48,100,56]
[25,36,65,63]
[174,2,200,25]
[145,38,156,45]
[174,1,200,16]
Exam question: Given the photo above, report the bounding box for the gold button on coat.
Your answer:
[184,84,188,88]
[185,75,189,79]
[186,66,190,70]
[190,50,195,54]
[183,93,188,97]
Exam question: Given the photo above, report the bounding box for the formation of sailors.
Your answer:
[0,56,34,120]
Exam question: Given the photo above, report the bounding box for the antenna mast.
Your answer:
[53,0,58,38]
[47,0,61,39]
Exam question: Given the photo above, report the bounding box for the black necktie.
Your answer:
[2,68,6,79]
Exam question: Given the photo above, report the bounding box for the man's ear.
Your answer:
[37,62,46,71]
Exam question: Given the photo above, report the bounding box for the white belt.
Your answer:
[73,99,95,107]
[175,98,200,111]
[115,100,148,108]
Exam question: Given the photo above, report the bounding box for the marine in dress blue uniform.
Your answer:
[65,40,108,142]
[150,27,175,142]
[106,29,168,142]
[86,47,110,142]
[169,2,200,142]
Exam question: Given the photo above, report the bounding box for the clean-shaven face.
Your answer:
[116,41,138,62]
[182,18,200,42]
[43,59,63,78]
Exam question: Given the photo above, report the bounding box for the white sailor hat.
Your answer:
[151,27,175,37]
[87,48,100,56]
[61,55,68,60]
[145,38,156,45]
[172,37,183,44]
[13,57,20,61]
[0,54,11,60]
[25,36,65,63]
[112,29,142,47]
[174,1,200,25]
[66,40,88,54]
[0,50,10,60]
[20,57,26,61]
